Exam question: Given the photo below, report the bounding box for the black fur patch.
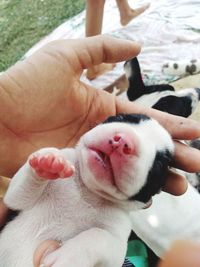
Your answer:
[186,64,197,74]
[152,95,192,117]
[173,63,178,69]
[103,114,150,125]
[129,150,172,203]
[163,63,169,68]
[125,57,174,102]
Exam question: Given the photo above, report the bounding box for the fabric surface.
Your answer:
[25,0,200,90]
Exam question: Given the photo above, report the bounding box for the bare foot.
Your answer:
[86,63,116,80]
[29,153,75,179]
[120,3,150,26]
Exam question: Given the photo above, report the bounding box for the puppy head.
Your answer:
[76,114,174,210]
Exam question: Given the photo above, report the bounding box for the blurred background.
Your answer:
[0,0,85,71]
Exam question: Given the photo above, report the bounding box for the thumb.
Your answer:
[158,240,200,267]
[33,240,61,267]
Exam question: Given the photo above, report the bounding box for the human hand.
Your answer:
[0,35,140,177]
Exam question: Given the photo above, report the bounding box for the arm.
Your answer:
[4,147,74,210]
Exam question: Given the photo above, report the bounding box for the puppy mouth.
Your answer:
[88,147,116,186]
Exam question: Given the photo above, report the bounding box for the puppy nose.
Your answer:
[109,134,134,155]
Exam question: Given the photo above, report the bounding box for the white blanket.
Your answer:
[25,0,200,89]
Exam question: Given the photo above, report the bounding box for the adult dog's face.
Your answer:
[77,114,174,210]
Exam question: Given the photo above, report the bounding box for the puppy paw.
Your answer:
[29,152,75,179]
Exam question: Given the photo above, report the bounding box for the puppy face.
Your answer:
[77,114,174,210]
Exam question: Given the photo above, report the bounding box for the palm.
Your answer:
[0,39,117,176]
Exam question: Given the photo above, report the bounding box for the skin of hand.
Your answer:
[158,240,200,267]
[1,35,200,266]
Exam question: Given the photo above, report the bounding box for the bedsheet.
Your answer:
[25,0,200,89]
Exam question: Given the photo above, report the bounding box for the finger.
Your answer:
[33,240,61,267]
[158,240,200,267]
[163,169,188,195]
[45,35,141,75]
[0,200,9,227]
[116,99,200,140]
[173,141,200,172]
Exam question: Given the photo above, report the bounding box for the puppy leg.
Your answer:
[41,227,127,267]
[4,148,74,210]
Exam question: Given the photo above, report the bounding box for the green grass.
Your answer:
[0,0,85,71]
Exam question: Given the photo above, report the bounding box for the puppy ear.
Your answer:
[130,150,172,203]
[124,57,146,101]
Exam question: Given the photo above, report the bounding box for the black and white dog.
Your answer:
[123,57,200,192]
[162,59,200,77]
[120,58,200,258]
[124,57,200,118]
[0,114,173,267]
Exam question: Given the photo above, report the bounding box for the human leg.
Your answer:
[116,0,150,26]
[85,0,116,80]
[85,0,105,37]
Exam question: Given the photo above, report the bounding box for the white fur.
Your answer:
[120,88,200,114]
[0,119,173,267]
[130,183,200,258]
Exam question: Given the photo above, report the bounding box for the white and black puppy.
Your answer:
[0,114,173,267]
[162,59,200,76]
[124,57,200,118]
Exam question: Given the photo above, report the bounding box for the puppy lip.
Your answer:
[87,146,119,187]
[88,147,109,164]
[88,147,114,173]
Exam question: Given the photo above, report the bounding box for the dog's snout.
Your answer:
[108,134,135,155]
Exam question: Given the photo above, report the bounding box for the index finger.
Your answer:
[116,99,200,140]
[43,35,141,75]
[172,141,200,172]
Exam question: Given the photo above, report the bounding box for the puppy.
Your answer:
[123,57,200,189]
[124,57,200,118]
[0,114,173,267]
[162,59,200,76]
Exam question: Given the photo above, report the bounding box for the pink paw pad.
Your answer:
[29,153,75,180]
